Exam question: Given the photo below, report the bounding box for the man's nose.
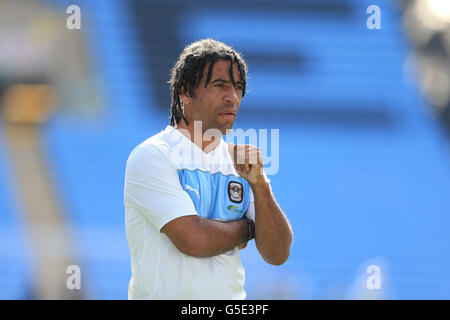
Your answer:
[224,86,240,105]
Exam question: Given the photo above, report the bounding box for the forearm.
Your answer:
[191,217,249,258]
[251,181,292,265]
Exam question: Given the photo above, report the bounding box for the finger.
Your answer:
[228,143,235,159]
[230,144,241,173]
[248,149,259,165]
[237,145,247,165]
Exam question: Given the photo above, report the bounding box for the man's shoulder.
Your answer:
[127,127,174,163]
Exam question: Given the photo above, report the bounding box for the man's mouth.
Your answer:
[218,109,236,120]
[218,112,236,120]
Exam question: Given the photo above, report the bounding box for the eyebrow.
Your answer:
[211,78,244,86]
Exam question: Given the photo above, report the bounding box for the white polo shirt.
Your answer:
[124,125,254,299]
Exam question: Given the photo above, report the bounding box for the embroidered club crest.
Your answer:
[228,181,243,203]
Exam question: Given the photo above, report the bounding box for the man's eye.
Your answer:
[215,83,224,87]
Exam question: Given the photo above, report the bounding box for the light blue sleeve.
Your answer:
[245,188,255,222]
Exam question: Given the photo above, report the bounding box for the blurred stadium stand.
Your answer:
[399,0,450,136]
[0,131,32,299]
[0,0,449,299]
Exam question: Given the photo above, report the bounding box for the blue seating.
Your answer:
[1,0,445,299]
[0,129,33,299]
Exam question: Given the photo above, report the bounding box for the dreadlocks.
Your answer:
[168,38,248,126]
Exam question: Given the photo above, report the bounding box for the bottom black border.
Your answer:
[1,300,448,318]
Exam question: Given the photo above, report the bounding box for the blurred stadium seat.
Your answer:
[0,130,32,299]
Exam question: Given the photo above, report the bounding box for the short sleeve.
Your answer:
[124,144,197,231]
[245,189,255,222]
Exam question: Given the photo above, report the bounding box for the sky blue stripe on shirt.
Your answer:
[178,169,250,221]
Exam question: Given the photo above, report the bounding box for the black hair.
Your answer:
[168,38,248,126]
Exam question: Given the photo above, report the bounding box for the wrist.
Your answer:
[250,179,271,193]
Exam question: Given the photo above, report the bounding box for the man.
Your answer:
[124,39,292,299]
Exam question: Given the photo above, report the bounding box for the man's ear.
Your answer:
[180,87,191,106]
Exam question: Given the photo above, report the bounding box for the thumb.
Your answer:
[238,241,248,250]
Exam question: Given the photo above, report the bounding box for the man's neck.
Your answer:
[175,122,223,153]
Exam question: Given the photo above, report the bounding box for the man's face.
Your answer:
[181,59,243,135]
